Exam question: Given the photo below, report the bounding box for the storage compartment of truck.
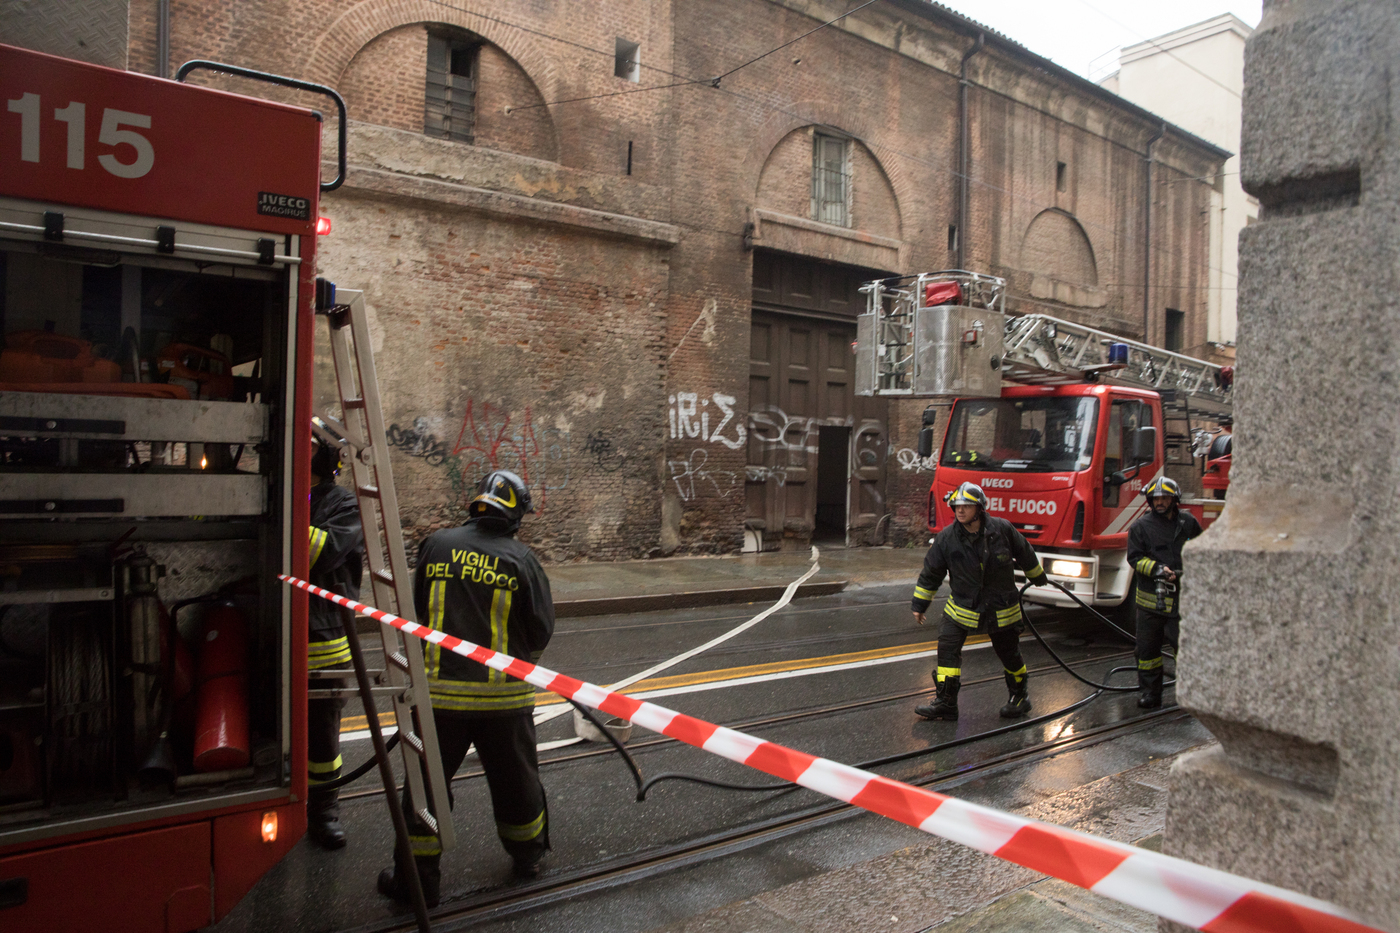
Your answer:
[0,226,295,839]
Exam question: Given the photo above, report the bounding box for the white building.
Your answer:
[1100,13,1255,354]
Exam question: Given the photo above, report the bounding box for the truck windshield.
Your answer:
[941,397,1099,472]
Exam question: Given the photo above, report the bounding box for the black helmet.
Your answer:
[1141,476,1182,502]
[310,435,342,482]
[946,482,988,510]
[469,470,532,528]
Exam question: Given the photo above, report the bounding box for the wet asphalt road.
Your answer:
[209,583,1201,933]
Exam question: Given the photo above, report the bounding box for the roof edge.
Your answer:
[881,0,1234,161]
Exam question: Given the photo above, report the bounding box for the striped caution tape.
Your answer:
[280,574,1377,933]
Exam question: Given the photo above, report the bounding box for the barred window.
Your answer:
[812,132,850,227]
[426,32,479,143]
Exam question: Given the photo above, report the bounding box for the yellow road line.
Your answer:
[337,633,989,733]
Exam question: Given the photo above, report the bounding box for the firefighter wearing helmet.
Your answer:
[379,470,555,908]
[1126,476,1202,708]
[910,482,1049,721]
[306,432,363,849]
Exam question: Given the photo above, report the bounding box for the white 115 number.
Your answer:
[7,93,154,179]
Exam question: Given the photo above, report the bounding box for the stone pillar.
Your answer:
[1160,2,1400,929]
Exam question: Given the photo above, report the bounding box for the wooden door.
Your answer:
[748,312,887,549]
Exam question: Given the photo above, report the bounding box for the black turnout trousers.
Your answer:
[1135,607,1178,697]
[401,708,549,862]
[936,616,1026,682]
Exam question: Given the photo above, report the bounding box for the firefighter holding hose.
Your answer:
[911,482,1049,721]
[1127,477,1202,708]
[306,433,364,849]
[378,469,555,908]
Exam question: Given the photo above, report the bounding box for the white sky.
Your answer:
[938,1,1262,80]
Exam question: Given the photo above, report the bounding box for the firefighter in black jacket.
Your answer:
[379,470,555,908]
[911,482,1049,721]
[1126,476,1202,708]
[306,435,364,849]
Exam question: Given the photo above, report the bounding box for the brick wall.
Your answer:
[31,0,1223,562]
[317,190,671,561]
[340,24,427,134]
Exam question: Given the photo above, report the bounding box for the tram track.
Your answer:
[339,645,1140,802]
[349,703,1188,933]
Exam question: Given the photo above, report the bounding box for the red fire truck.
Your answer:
[858,271,1232,616]
[0,43,334,930]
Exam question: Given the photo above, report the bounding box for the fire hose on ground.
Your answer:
[281,573,1378,933]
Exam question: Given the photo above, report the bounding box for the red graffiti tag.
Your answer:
[451,399,547,511]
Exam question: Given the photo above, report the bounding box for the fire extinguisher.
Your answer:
[121,550,166,757]
[192,603,250,772]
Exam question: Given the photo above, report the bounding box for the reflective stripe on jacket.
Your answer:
[1126,507,1202,619]
[414,518,554,715]
[309,481,364,639]
[911,516,1045,629]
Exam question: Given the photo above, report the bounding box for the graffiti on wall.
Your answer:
[747,406,888,467]
[390,399,570,514]
[584,430,627,473]
[449,399,569,509]
[668,448,739,501]
[896,448,937,472]
[747,405,838,455]
[387,418,449,466]
[745,465,788,486]
[669,392,745,449]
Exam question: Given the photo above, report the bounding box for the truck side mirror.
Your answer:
[1131,426,1157,464]
[917,426,935,459]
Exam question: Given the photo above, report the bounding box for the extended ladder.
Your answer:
[1000,313,1231,416]
[857,270,1232,418]
[308,285,456,854]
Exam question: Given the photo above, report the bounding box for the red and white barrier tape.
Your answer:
[282,574,1377,933]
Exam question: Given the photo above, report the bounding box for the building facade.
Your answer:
[1101,13,1255,359]
[2,0,1227,560]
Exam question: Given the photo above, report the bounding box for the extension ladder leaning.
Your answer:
[308,283,457,870]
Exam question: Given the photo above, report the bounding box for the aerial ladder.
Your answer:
[856,270,1233,460]
[856,270,1233,613]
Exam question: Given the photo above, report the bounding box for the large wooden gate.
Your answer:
[746,310,888,551]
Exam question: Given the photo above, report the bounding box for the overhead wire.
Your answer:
[1069,0,1243,100]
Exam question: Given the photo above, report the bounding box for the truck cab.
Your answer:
[929,384,1223,611]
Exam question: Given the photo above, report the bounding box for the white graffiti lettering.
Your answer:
[745,465,788,486]
[669,392,747,449]
[668,448,738,500]
[896,448,936,472]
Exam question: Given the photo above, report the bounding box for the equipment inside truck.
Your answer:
[0,234,293,831]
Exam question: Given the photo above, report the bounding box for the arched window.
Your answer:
[1021,209,1098,287]
[426,29,481,143]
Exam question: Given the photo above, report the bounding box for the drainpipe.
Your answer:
[1142,122,1165,342]
[157,0,171,78]
[957,32,985,271]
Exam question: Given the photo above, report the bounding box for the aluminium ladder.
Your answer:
[308,285,456,855]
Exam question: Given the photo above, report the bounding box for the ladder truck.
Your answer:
[0,43,332,931]
[857,271,1233,616]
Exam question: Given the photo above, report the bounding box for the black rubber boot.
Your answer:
[915,676,960,720]
[1137,661,1164,709]
[377,854,441,909]
[999,671,1031,718]
[512,849,546,879]
[307,788,346,850]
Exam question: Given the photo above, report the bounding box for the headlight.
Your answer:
[1049,559,1090,578]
